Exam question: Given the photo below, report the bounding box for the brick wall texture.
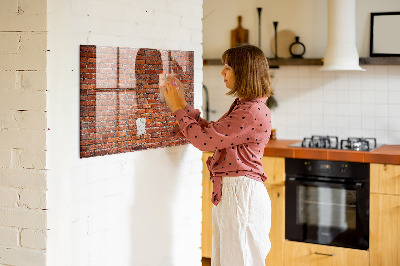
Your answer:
[80,45,195,158]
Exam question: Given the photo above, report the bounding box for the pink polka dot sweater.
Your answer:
[173,97,271,206]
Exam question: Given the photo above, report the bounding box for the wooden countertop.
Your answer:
[263,139,400,165]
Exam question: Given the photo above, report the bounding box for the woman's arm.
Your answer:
[162,76,210,128]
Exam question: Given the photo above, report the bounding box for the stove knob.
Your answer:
[305,162,312,171]
[340,164,347,174]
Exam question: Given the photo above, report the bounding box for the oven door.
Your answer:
[285,177,369,250]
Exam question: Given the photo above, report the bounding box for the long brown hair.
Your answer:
[221,45,273,99]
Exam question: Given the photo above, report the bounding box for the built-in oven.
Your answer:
[285,158,370,250]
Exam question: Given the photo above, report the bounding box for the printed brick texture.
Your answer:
[80,45,194,158]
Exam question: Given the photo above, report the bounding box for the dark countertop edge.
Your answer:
[263,140,400,165]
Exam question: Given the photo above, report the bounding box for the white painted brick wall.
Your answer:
[46,0,203,266]
[0,0,47,265]
[21,229,47,250]
[0,227,19,247]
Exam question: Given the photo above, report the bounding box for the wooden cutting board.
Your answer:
[231,16,249,48]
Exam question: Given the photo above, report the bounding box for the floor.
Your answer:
[202,257,211,266]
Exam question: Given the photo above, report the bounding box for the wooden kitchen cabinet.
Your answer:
[201,154,286,266]
[370,163,400,266]
[201,152,213,258]
[264,184,285,266]
[261,156,285,266]
[370,163,400,195]
[284,241,369,266]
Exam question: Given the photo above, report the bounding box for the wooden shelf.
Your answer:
[203,57,400,67]
[203,58,323,67]
[359,57,400,65]
[268,58,322,67]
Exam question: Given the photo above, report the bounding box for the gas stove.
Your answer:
[289,135,381,151]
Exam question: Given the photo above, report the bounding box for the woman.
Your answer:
[162,44,273,266]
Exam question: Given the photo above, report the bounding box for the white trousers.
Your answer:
[212,176,271,266]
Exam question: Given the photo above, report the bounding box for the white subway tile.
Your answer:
[348,116,362,129]
[362,116,375,130]
[361,128,375,138]
[374,90,388,104]
[323,103,336,116]
[374,65,388,77]
[388,104,400,117]
[298,67,311,78]
[374,130,389,144]
[388,75,400,91]
[348,128,362,137]
[348,73,362,90]
[348,90,362,104]
[323,115,336,130]
[322,70,335,78]
[361,104,375,117]
[336,90,349,104]
[388,91,400,105]
[285,66,298,77]
[286,77,299,89]
[336,116,348,129]
[298,77,311,89]
[388,131,400,143]
[375,104,389,117]
[388,117,400,131]
[374,117,389,131]
[361,90,375,104]
[336,103,349,116]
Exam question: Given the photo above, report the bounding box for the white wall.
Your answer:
[203,0,400,145]
[0,0,48,265]
[203,0,400,58]
[46,0,203,266]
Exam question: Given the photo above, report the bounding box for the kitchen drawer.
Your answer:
[284,241,369,266]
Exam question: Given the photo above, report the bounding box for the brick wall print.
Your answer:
[80,45,194,158]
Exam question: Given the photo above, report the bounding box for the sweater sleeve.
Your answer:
[171,104,210,138]
[173,106,257,152]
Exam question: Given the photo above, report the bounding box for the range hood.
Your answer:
[320,0,365,71]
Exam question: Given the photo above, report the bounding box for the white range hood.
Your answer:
[320,0,365,71]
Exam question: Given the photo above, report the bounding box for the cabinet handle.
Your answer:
[314,252,335,257]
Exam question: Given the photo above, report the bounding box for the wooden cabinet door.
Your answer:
[284,241,369,266]
[262,156,285,186]
[264,184,284,266]
[201,152,213,258]
[370,193,400,266]
[370,163,400,195]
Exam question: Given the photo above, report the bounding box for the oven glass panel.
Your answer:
[297,186,357,230]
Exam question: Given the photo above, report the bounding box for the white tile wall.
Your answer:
[271,65,400,144]
[203,65,400,144]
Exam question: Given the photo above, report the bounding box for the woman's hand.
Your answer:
[161,76,187,113]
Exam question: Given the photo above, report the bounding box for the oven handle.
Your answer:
[286,177,364,189]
